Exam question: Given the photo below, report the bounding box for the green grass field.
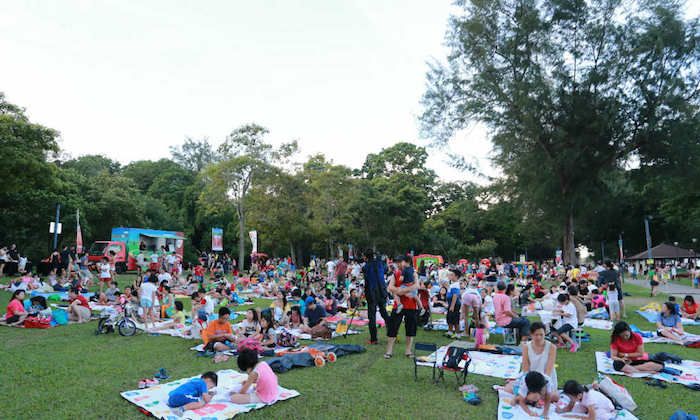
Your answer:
[1,275,698,419]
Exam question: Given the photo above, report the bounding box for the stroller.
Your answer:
[95,303,137,336]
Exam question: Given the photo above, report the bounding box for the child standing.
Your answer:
[98,257,111,295]
[168,371,218,417]
[139,277,157,330]
[229,349,279,404]
[558,380,616,420]
[607,283,620,321]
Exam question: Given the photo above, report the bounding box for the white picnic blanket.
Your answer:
[641,331,700,345]
[121,369,299,419]
[417,348,522,379]
[583,318,613,330]
[595,351,700,385]
[497,389,638,420]
[132,320,197,339]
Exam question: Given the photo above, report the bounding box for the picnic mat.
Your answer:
[132,320,197,339]
[121,369,300,419]
[29,291,95,300]
[417,348,522,379]
[636,310,700,326]
[582,318,613,330]
[595,351,700,385]
[641,331,700,345]
[497,389,638,420]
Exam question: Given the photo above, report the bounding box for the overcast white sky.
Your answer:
[1,1,698,183]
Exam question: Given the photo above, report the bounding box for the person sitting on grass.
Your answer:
[151,301,187,331]
[303,296,328,332]
[204,306,236,352]
[67,287,92,323]
[237,308,261,340]
[557,380,615,420]
[4,289,28,326]
[681,295,698,320]
[286,306,307,331]
[656,301,685,344]
[511,371,557,419]
[551,293,579,352]
[504,322,558,396]
[167,371,217,417]
[259,311,276,351]
[609,321,663,374]
[229,349,279,404]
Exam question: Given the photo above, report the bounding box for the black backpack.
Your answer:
[442,346,470,371]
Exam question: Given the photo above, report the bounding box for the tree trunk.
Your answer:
[563,205,576,265]
[328,237,333,258]
[237,204,245,273]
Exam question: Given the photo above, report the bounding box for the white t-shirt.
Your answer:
[151,253,159,263]
[515,372,556,397]
[167,254,177,265]
[98,263,111,279]
[556,302,578,329]
[203,296,216,314]
[438,268,449,282]
[580,389,615,419]
[483,295,494,314]
[157,273,172,283]
[326,261,335,274]
[607,289,619,303]
[140,282,157,302]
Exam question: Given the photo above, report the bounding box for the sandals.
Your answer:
[405,353,414,358]
[383,353,392,359]
[646,379,667,389]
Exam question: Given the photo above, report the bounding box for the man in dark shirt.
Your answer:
[60,245,71,275]
[304,296,327,328]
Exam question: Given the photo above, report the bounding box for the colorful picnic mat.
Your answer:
[497,389,638,420]
[417,348,522,379]
[121,369,300,419]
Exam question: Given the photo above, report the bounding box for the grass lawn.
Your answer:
[1,274,698,419]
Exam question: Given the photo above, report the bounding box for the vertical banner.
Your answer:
[348,244,354,260]
[618,236,624,262]
[555,250,562,266]
[76,209,83,253]
[212,228,223,251]
[249,230,258,254]
[337,245,343,258]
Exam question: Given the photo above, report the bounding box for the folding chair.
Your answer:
[502,328,517,345]
[572,327,585,346]
[437,346,471,388]
[413,342,438,383]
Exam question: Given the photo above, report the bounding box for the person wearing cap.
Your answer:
[303,296,327,329]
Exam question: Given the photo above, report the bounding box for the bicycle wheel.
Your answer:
[118,319,137,336]
[97,318,111,334]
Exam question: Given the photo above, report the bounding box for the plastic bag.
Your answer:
[596,373,637,411]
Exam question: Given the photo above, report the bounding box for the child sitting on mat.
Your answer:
[229,349,279,404]
[168,371,218,416]
[557,380,616,420]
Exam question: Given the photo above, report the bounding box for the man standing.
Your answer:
[384,255,420,358]
[599,261,626,318]
[362,249,390,345]
[335,256,348,290]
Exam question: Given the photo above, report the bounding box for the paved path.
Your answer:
[623,277,700,299]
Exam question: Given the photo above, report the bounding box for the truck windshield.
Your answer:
[88,242,108,256]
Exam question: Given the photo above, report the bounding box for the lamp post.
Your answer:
[644,216,653,261]
[674,241,679,281]
[693,238,697,268]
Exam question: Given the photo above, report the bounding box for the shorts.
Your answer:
[70,305,91,320]
[101,277,111,283]
[608,301,620,313]
[6,315,20,324]
[399,284,417,297]
[140,298,153,308]
[446,310,460,326]
[167,392,201,408]
[556,324,574,335]
[461,293,481,308]
[613,358,659,372]
[387,308,417,338]
[650,280,659,287]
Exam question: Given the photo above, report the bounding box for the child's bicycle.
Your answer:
[95,303,137,336]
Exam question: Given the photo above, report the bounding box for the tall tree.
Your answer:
[170,137,216,173]
[421,0,700,264]
[200,124,297,269]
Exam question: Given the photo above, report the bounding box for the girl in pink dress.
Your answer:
[229,349,279,404]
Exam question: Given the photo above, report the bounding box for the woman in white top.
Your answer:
[504,321,558,395]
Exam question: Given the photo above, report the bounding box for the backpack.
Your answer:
[685,341,700,348]
[276,328,298,348]
[238,337,263,354]
[442,346,470,371]
[653,351,682,364]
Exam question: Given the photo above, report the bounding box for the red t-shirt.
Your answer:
[611,333,646,360]
[683,301,698,315]
[392,272,417,310]
[71,295,90,309]
[194,266,204,276]
[6,299,24,318]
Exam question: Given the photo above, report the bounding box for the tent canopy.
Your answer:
[626,243,693,260]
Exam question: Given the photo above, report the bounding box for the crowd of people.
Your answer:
[3,244,698,418]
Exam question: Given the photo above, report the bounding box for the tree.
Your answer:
[61,155,121,178]
[200,124,297,270]
[170,137,216,173]
[421,0,700,264]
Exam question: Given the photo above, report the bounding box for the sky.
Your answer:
[1,1,698,184]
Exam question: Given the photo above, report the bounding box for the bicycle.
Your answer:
[95,303,137,336]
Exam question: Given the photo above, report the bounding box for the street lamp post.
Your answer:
[693,238,697,268]
[674,241,679,281]
[644,216,653,261]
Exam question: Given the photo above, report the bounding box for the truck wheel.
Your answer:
[116,262,126,274]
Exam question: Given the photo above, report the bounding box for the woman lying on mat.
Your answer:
[609,321,663,374]
[656,302,685,344]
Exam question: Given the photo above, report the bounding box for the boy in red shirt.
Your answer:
[68,287,91,323]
